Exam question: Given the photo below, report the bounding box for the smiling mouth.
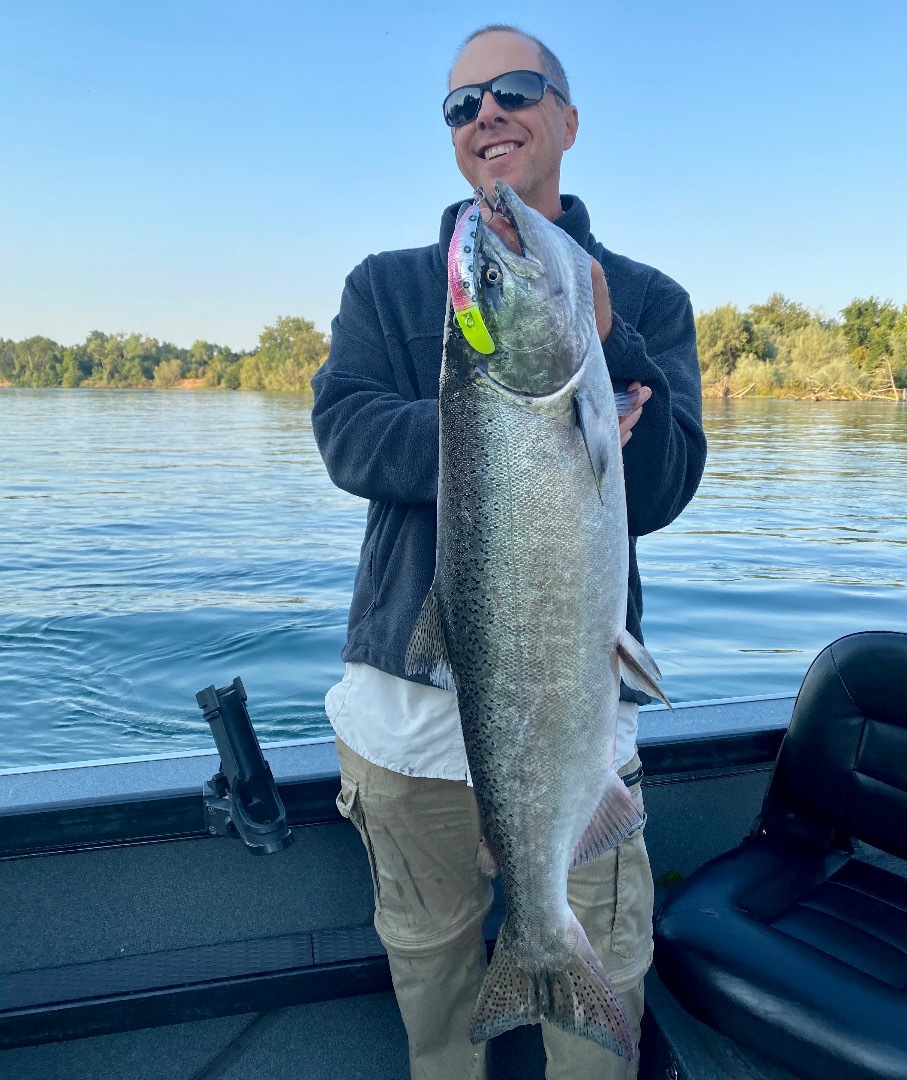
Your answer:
[481,141,521,161]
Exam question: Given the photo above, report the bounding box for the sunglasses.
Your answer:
[443,69,568,128]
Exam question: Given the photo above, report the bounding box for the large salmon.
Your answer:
[406,182,669,1059]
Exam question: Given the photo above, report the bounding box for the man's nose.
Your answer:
[474,88,506,126]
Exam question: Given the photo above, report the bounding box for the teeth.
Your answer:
[484,143,518,160]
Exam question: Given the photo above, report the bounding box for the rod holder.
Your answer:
[196,677,293,855]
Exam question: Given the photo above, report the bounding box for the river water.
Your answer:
[1,390,905,770]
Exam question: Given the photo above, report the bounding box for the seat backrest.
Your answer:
[758,631,907,858]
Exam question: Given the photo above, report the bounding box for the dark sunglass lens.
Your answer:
[492,71,544,110]
[445,87,482,127]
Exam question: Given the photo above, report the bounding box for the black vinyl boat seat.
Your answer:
[653,631,907,1080]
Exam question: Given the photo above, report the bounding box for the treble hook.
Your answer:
[472,187,504,225]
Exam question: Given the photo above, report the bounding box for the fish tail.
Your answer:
[469,917,635,1060]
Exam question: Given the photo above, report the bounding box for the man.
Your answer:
[311,24,706,1079]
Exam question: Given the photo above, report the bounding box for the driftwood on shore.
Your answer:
[798,360,903,402]
[704,357,906,402]
[729,383,755,399]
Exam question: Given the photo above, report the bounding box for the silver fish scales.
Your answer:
[406,182,669,1059]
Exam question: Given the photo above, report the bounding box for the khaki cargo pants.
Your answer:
[335,735,654,1080]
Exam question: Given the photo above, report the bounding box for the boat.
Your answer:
[1,631,905,1079]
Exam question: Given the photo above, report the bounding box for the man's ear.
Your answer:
[563,105,579,151]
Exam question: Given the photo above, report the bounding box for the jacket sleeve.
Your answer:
[603,275,707,536]
[310,259,439,505]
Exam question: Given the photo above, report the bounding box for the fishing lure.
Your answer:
[447,191,495,355]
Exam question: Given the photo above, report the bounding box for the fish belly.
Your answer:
[437,369,627,933]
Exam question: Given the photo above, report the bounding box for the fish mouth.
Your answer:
[474,184,540,273]
[495,192,527,257]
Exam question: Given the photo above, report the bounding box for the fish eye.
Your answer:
[485,265,502,286]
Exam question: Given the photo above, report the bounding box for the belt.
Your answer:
[621,765,644,789]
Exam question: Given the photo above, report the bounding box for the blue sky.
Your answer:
[2,1,905,349]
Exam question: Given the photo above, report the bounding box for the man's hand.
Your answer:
[590,259,613,342]
[619,381,651,447]
[591,262,648,446]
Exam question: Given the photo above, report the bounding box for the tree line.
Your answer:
[2,297,906,400]
[0,316,328,392]
[697,295,907,400]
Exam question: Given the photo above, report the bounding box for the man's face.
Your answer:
[448,31,578,222]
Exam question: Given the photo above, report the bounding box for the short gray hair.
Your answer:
[451,25,571,104]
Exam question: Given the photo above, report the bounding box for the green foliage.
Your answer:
[201,351,243,389]
[889,312,907,387]
[698,294,907,399]
[0,317,329,392]
[0,339,14,382]
[153,358,184,388]
[695,304,767,389]
[4,336,65,387]
[239,316,329,391]
[4,297,904,401]
[839,297,900,368]
[748,292,815,337]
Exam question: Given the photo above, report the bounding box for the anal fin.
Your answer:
[570,769,645,869]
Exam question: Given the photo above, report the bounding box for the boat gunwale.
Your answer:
[0,696,795,861]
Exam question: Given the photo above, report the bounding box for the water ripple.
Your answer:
[2,391,906,768]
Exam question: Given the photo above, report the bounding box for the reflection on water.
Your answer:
[640,398,907,701]
[1,391,905,769]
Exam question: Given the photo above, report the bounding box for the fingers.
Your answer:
[618,384,651,448]
[620,417,637,447]
[590,259,613,341]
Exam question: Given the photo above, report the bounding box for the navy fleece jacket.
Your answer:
[311,195,707,702]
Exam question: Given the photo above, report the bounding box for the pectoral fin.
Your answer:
[404,586,457,692]
[617,629,672,708]
[573,388,610,501]
[612,389,642,418]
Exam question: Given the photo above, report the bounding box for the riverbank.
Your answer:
[4,380,905,401]
[703,381,907,402]
[3,295,905,397]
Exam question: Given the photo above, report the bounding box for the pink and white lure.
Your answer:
[448,201,495,355]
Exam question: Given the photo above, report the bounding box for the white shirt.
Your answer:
[325,662,640,781]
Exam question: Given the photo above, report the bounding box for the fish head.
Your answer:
[448,182,596,397]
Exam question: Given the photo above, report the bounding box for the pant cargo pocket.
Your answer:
[611,788,654,961]
[336,774,383,916]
